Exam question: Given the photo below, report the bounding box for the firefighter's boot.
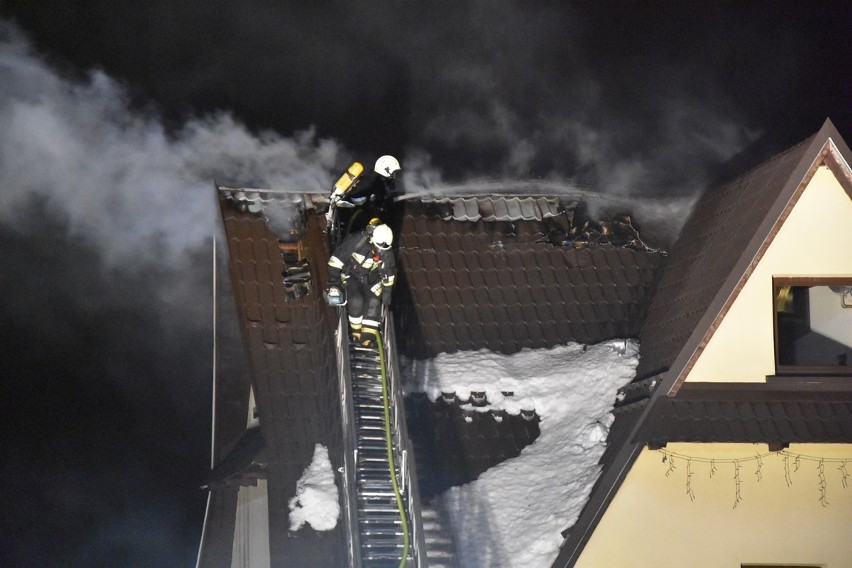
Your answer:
[361,327,379,348]
[349,322,363,344]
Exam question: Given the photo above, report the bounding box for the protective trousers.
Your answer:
[345,277,382,340]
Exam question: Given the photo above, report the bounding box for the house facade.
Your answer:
[559,120,852,567]
[198,120,852,568]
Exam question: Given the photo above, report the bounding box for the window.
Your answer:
[774,276,852,374]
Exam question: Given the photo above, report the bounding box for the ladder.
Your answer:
[336,313,425,568]
[350,342,411,566]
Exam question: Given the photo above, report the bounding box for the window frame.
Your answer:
[772,275,852,376]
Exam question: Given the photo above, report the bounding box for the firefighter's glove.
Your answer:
[381,291,392,307]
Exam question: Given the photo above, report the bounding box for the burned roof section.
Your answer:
[394,196,665,359]
[421,195,571,223]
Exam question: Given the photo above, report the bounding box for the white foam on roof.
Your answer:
[403,339,638,567]
[288,444,340,532]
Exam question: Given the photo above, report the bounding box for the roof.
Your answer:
[635,135,814,380]
[203,189,665,564]
[636,120,852,384]
[395,197,665,358]
[199,192,347,567]
[637,380,852,448]
[420,195,568,222]
[407,393,541,497]
[554,119,852,567]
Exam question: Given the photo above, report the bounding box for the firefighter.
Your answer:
[330,155,401,234]
[326,220,396,347]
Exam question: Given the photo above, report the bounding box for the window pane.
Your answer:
[776,284,852,368]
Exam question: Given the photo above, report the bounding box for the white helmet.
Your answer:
[374,155,401,178]
[370,224,393,250]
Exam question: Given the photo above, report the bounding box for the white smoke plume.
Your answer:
[0,21,344,267]
[1,5,760,266]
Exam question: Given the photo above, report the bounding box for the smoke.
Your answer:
[0,20,345,267]
[388,2,761,196]
[0,22,354,566]
[1,2,769,250]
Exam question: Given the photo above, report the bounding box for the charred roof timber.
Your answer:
[417,195,661,252]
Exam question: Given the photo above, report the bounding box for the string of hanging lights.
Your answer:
[657,448,851,508]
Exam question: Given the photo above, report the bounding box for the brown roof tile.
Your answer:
[635,135,816,379]
[217,193,346,566]
[636,392,852,446]
[398,199,664,353]
[406,394,541,497]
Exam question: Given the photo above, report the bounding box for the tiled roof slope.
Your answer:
[635,133,817,380]
[421,195,566,222]
[217,197,347,568]
[211,265,255,469]
[406,393,541,497]
[395,198,664,358]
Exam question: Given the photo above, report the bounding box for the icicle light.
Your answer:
[656,449,852,506]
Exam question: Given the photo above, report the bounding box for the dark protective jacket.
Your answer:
[341,171,395,232]
[327,230,396,303]
[347,170,395,205]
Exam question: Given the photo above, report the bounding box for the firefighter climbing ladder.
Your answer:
[335,312,425,568]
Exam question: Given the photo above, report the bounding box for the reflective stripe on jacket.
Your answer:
[328,231,396,297]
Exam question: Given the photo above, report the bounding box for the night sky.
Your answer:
[1,2,851,566]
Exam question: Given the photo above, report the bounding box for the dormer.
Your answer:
[629,119,852,393]
[679,131,852,386]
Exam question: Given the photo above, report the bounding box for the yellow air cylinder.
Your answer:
[333,162,364,196]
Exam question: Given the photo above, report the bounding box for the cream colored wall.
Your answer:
[576,443,852,568]
[686,165,852,383]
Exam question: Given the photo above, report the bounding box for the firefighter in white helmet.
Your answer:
[326,219,396,347]
[329,155,400,234]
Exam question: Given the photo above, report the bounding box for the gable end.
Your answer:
[670,137,852,395]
